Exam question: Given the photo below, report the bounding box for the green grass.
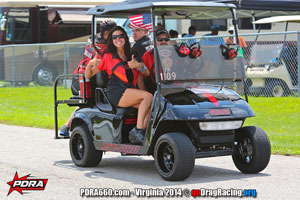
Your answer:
[0,86,74,129]
[244,97,300,155]
[0,86,299,155]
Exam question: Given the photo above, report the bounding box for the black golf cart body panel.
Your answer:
[145,97,254,153]
[71,105,135,142]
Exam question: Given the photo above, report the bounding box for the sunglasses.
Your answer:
[112,34,125,40]
[157,37,170,42]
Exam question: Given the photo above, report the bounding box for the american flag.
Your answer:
[129,13,153,32]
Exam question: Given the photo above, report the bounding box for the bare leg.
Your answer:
[131,102,151,130]
[65,107,79,127]
[143,108,151,129]
[118,88,153,129]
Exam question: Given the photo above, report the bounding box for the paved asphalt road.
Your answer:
[0,124,299,200]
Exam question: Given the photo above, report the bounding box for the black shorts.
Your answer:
[107,74,135,107]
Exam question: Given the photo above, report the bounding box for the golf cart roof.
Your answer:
[253,15,300,24]
[87,0,237,19]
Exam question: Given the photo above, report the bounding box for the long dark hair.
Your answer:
[105,26,132,61]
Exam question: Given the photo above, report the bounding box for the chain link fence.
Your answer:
[0,42,86,86]
[241,32,299,97]
[174,31,299,97]
[1,32,299,97]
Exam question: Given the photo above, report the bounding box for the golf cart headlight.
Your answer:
[199,121,243,131]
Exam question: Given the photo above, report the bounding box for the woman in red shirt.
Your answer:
[85,26,152,145]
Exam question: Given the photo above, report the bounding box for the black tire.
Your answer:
[232,126,271,174]
[33,63,57,86]
[69,125,103,167]
[154,133,195,181]
[266,80,289,97]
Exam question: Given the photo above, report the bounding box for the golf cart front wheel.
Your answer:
[70,125,103,167]
[266,80,289,97]
[154,133,195,181]
[232,126,271,174]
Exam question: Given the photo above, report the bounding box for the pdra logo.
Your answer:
[7,172,48,196]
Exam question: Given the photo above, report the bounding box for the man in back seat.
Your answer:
[59,21,117,137]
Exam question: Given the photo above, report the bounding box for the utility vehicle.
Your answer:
[245,15,299,97]
[54,0,271,181]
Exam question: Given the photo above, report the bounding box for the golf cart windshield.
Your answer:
[157,44,245,82]
[249,15,300,67]
[249,44,283,66]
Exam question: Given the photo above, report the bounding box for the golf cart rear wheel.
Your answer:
[154,133,195,181]
[232,126,271,174]
[70,125,103,167]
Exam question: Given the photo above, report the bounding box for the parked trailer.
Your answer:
[0,0,122,86]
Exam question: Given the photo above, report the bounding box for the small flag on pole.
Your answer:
[129,13,153,32]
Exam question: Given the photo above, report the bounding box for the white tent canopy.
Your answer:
[0,0,123,8]
[56,10,112,24]
[253,15,300,24]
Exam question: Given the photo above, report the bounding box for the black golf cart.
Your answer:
[54,0,271,181]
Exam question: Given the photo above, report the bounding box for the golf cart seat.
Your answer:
[94,71,138,115]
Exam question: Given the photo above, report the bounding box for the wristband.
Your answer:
[140,64,146,72]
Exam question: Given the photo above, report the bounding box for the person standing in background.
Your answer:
[169,29,178,45]
[201,24,225,46]
[169,29,178,39]
[225,26,247,47]
[183,26,197,45]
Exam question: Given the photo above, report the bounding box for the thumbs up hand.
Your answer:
[128,55,141,70]
[90,55,101,67]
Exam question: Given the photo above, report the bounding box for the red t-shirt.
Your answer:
[74,43,106,74]
[97,53,140,86]
[142,49,155,82]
